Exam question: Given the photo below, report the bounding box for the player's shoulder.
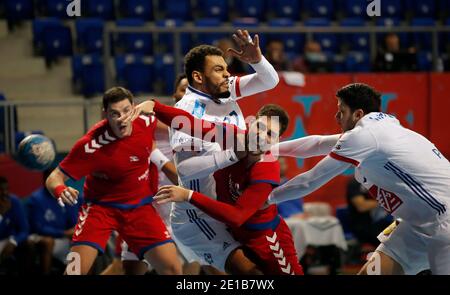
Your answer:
[134,114,156,129]
[250,155,281,184]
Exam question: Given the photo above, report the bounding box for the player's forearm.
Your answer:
[45,168,68,198]
[272,135,340,158]
[153,100,245,149]
[161,162,179,185]
[177,150,238,181]
[268,156,351,204]
[190,192,253,228]
[238,56,279,97]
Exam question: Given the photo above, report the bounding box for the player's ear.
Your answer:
[354,109,365,121]
[192,71,203,85]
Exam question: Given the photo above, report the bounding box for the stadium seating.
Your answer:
[235,0,267,19]
[417,51,433,71]
[304,18,338,53]
[85,0,115,20]
[115,54,154,94]
[269,0,301,20]
[410,17,435,51]
[195,18,227,46]
[121,0,153,21]
[340,0,367,18]
[32,17,61,53]
[5,0,34,21]
[72,54,105,97]
[156,19,192,54]
[116,18,153,55]
[268,18,304,54]
[43,0,69,18]
[197,0,229,21]
[340,17,369,51]
[154,54,177,94]
[304,0,333,19]
[381,0,403,18]
[406,0,436,18]
[159,0,191,20]
[75,18,104,54]
[42,22,73,62]
[345,51,371,72]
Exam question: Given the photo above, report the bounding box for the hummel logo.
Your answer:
[130,156,140,162]
[223,242,231,251]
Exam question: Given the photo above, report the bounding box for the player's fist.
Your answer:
[53,185,79,207]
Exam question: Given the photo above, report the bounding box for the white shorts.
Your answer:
[377,216,450,275]
[171,210,241,272]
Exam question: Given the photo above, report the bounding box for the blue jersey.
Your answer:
[0,195,29,244]
[27,187,79,238]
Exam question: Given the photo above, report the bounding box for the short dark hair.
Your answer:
[257,104,289,136]
[173,73,187,92]
[184,45,223,85]
[103,87,134,110]
[336,83,381,114]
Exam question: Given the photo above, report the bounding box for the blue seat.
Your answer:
[381,0,403,18]
[269,0,301,20]
[156,19,191,54]
[235,0,267,19]
[72,54,104,97]
[116,19,153,55]
[304,18,338,52]
[305,0,333,18]
[119,55,154,94]
[197,0,228,21]
[345,51,370,72]
[121,0,153,20]
[32,18,61,53]
[43,23,73,60]
[340,0,366,18]
[268,18,304,54]
[154,54,176,94]
[406,0,436,17]
[340,17,369,51]
[335,206,355,241]
[86,0,114,20]
[410,17,435,50]
[5,0,34,20]
[417,51,433,71]
[195,18,226,46]
[44,0,70,18]
[160,0,191,20]
[75,18,104,54]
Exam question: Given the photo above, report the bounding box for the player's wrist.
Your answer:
[150,148,170,170]
[187,190,194,202]
[53,184,67,199]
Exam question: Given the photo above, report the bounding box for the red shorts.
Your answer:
[233,216,304,275]
[72,202,172,259]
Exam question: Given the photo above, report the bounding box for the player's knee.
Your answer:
[158,261,182,275]
[39,236,55,250]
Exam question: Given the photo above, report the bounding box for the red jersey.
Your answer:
[190,154,280,228]
[59,115,157,205]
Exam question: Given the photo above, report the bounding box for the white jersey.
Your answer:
[169,82,247,223]
[330,112,450,225]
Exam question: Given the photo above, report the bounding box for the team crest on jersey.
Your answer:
[369,186,403,213]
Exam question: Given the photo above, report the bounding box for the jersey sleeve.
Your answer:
[249,160,281,187]
[329,127,377,166]
[228,56,279,100]
[59,136,96,180]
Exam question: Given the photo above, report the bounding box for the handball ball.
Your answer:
[17,134,56,171]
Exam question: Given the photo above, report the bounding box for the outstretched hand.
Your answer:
[154,185,191,204]
[122,100,155,125]
[228,29,262,64]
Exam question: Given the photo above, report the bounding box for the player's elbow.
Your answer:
[266,73,280,90]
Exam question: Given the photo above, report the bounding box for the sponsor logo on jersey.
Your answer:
[129,156,140,162]
[369,186,403,213]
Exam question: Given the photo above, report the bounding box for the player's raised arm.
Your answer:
[271,134,341,158]
[228,30,279,99]
[268,155,351,204]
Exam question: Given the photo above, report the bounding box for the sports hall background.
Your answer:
[0,0,449,274]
